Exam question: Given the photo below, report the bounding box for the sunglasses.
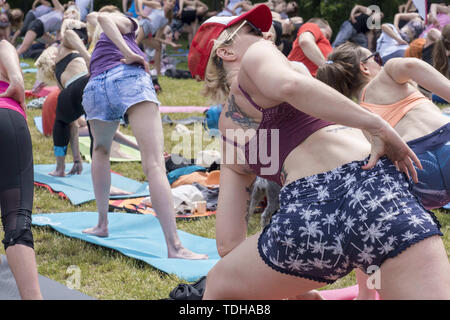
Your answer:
[223,20,263,43]
[361,52,383,66]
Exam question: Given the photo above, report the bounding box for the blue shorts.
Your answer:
[258,157,442,284]
[82,64,160,122]
[408,123,450,209]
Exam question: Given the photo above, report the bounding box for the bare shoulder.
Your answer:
[242,40,284,71]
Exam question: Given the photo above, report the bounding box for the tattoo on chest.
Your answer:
[224,95,260,130]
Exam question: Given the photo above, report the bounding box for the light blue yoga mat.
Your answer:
[34,163,149,205]
[444,203,450,210]
[22,68,38,73]
[32,212,220,281]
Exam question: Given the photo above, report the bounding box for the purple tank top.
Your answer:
[89,17,147,78]
[223,85,334,185]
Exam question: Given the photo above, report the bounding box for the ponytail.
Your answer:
[316,42,367,98]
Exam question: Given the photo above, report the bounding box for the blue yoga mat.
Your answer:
[22,68,38,73]
[34,163,149,205]
[444,203,450,210]
[32,212,220,281]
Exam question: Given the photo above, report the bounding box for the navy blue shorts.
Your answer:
[407,123,450,209]
[258,157,442,284]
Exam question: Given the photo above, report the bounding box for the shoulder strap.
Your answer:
[238,84,264,112]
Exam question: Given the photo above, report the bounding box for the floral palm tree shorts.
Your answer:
[258,157,443,284]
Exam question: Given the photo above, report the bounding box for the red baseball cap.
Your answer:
[188,4,273,80]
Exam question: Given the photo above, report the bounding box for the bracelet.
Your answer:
[74,160,81,164]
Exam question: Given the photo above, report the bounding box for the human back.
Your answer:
[361,66,449,142]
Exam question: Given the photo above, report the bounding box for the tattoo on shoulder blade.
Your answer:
[224,95,260,130]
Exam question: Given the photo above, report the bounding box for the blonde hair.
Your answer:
[202,23,244,104]
[35,46,58,84]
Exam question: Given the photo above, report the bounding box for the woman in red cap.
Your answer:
[188,4,450,299]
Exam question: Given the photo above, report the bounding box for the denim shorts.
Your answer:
[258,157,442,284]
[82,64,160,122]
[407,123,450,209]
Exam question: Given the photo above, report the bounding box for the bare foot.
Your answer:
[168,247,208,260]
[110,186,132,196]
[288,290,325,300]
[82,226,108,237]
[49,170,65,177]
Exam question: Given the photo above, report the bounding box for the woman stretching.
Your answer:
[0,40,42,299]
[81,11,207,260]
[35,19,90,177]
[187,4,450,299]
[316,42,450,300]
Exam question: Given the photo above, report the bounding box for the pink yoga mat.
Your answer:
[320,285,380,300]
[159,106,210,113]
[25,86,59,98]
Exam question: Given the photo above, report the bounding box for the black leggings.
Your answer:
[0,109,34,251]
[53,75,90,152]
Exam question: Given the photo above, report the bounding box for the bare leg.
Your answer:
[355,268,377,300]
[127,102,208,260]
[6,244,42,300]
[378,236,450,299]
[82,119,119,237]
[16,30,37,56]
[203,233,326,299]
[49,155,66,177]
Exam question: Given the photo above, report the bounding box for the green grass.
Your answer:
[0,58,449,300]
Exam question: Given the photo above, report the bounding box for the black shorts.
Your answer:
[29,19,44,38]
[181,9,196,24]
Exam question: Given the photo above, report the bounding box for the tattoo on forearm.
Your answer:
[224,95,260,130]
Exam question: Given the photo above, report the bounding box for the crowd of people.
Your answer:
[0,0,449,300]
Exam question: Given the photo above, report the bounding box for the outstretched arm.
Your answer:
[383,57,450,103]
[242,41,422,180]
[0,40,25,110]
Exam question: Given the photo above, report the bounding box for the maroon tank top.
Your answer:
[222,85,334,185]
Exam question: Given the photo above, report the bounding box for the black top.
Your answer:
[351,13,370,34]
[54,52,82,88]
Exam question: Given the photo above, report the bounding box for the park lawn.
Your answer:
[0,58,448,300]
